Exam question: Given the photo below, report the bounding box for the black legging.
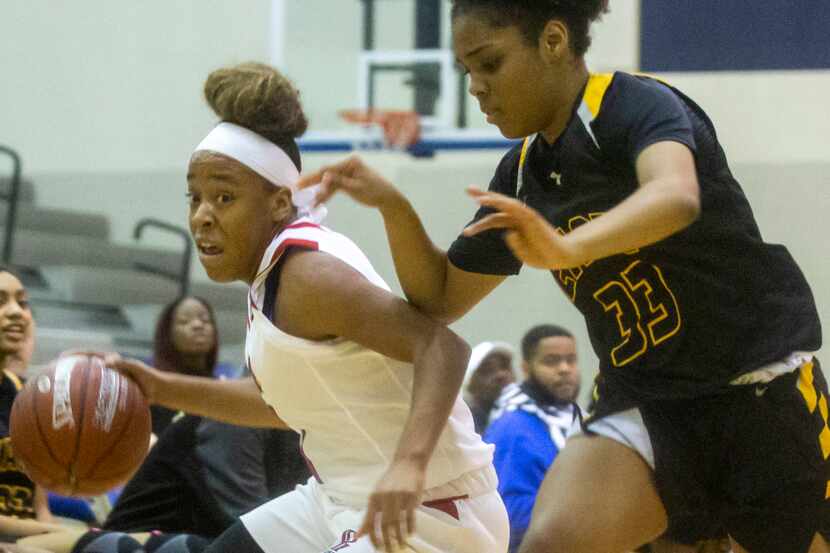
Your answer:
[72,531,211,553]
[202,522,265,553]
[144,533,211,553]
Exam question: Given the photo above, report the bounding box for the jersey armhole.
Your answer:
[261,245,318,324]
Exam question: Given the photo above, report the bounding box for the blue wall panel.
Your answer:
[641,1,830,71]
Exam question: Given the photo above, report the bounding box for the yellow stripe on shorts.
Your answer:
[798,360,818,413]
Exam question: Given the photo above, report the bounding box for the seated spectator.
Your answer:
[53,295,229,521]
[149,296,220,435]
[103,415,309,537]
[0,268,64,541]
[19,411,310,553]
[1,545,53,553]
[463,341,517,434]
[2,272,106,528]
[4,316,33,379]
[484,324,580,553]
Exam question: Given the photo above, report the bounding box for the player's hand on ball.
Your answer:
[106,356,162,404]
[358,458,425,552]
[297,155,403,212]
[58,348,119,362]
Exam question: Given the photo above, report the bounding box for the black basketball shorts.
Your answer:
[584,358,829,553]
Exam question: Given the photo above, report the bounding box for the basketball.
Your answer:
[9,354,151,496]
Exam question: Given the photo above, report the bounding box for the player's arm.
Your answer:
[465,141,700,269]
[32,485,52,524]
[0,514,65,538]
[276,248,472,550]
[557,140,700,263]
[107,358,289,430]
[297,156,504,323]
[17,529,94,553]
[378,194,506,322]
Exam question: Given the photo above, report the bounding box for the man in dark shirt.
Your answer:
[104,414,309,537]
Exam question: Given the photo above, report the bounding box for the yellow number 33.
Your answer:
[593,260,682,367]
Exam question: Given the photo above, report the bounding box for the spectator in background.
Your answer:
[484,325,580,553]
[5,318,33,378]
[463,341,518,434]
[150,296,220,435]
[102,414,309,538]
[0,268,63,540]
[1,544,52,553]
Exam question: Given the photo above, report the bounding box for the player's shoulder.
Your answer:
[493,139,525,175]
[598,71,681,114]
[276,219,329,245]
[501,139,525,165]
[605,71,674,96]
[484,137,532,195]
[273,220,361,270]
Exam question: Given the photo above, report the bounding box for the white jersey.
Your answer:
[245,218,494,506]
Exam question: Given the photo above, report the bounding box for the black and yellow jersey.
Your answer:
[0,369,37,519]
[449,71,821,405]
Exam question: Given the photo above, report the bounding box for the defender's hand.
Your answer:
[464,187,583,270]
[296,156,403,211]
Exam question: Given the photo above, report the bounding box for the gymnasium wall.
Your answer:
[641,1,830,72]
[2,1,828,398]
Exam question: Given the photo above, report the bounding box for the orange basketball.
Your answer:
[9,354,151,496]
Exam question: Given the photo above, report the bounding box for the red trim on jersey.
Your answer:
[285,221,322,231]
[422,494,469,520]
[266,238,320,269]
[253,236,321,284]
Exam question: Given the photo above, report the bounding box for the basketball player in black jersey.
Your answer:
[299,1,826,552]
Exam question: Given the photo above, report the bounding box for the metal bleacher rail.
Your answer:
[133,218,193,297]
[0,146,246,368]
[0,145,22,266]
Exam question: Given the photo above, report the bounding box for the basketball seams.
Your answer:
[80,377,139,481]
[68,359,92,493]
[10,356,151,496]
[27,380,69,486]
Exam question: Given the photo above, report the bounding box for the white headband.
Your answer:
[193,122,326,223]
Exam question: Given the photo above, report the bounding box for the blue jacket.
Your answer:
[484,382,574,552]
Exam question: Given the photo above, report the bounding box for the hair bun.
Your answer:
[204,62,308,141]
[556,0,609,20]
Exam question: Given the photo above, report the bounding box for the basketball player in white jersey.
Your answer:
[109,62,509,553]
